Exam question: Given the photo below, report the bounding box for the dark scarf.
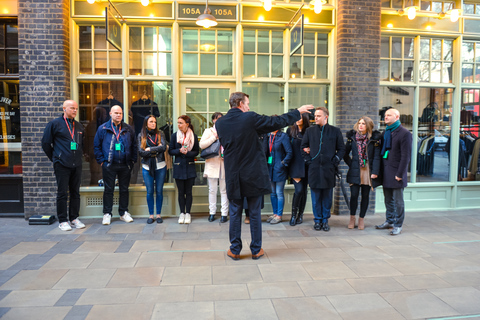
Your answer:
[381,120,401,157]
[355,132,368,168]
[146,129,158,177]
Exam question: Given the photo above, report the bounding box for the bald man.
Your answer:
[376,108,412,235]
[94,105,137,225]
[42,100,86,231]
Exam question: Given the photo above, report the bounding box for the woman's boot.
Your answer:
[358,217,365,230]
[296,193,305,225]
[348,215,356,229]
[290,194,298,226]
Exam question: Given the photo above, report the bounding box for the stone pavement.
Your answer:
[0,209,480,320]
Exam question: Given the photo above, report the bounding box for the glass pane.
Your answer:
[144,27,156,51]
[187,113,207,137]
[304,56,315,78]
[158,27,172,51]
[129,52,142,75]
[432,39,442,60]
[217,30,233,53]
[94,51,107,75]
[183,53,198,75]
[381,0,390,8]
[391,0,402,8]
[200,30,215,52]
[317,33,328,55]
[391,60,402,81]
[0,53,4,73]
[417,88,452,182]
[476,65,480,83]
[459,89,480,181]
[243,30,255,53]
[431,61,441,82]
[462,64,474,83]
[257,30,269,53]
[392,37,402,58]
[200,53,215,75]
[464,4,474,14]
[6,25,18,47]
[477,4,480,14]
[242,82,284,115]
[289,84,329,109]
[432,1,442,12]
[186,88,207,112]
[79,26,92,49]
[144,52,156,75]
[109,51,122,75]
[129,27,141,50]
[380,60,389,80]
[404,38,414,58]
[381,37,389,58]
[442,62,452,83]
[420,38,430,60]
[290,56,301,78]
[476,42,480,62]
[258,55,269,77]
[6,51,18,74]
[443,40,453,61]
[163,53,172,76]
[444,2,453,12]
[0,26,4,48]
[272,55,283,78]
[420,61,430,82]
[316,57,328,79]
[462,42,474,62]
[243,55,255,77]
[271,31,283,54]
[218,54,233,75]
[209,88,230,113]
[94,26,107,50]
[79,52,92,74]
[404,61,414,81]
[304,32,315,54]
[182,29,197,51]
[421,1,431,10]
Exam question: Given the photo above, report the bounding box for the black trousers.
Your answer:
[349,184,371,218]
[175,178,195,213]
[54,162,81,223]
[102,162,131,216]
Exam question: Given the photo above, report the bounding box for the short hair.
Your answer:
[315,106,329,117]
[212,112,223,121]
[353,116,374,138]
[229,92,249,109]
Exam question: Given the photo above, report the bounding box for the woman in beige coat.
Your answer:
[200,112,229,223]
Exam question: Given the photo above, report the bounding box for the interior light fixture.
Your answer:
[196,0,218,28]
[87,0,95,4]
[449,8,461,22]
[141,0,150,6]
[262,0,273,11]
[398,0,418,20]
[310,0,327,14]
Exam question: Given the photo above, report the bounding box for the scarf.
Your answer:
[177,127,194,152]
[146,129,159,177]
[355,132,368,168]
[381,120,401,157]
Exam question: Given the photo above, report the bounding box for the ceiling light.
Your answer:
[449,8,461,22]
[87,0,95,4]
[141,0,150,7]
[310,0,326,14]
[262,0,272,11]
[406,6,417,20]
[196,0,217,29]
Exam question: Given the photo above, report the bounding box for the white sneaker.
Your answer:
[178,213,186,224]
[120,212,134,223]
[71,218,85,229]
[184,213,191,224]
[102,214,111,225]
[59,222,72,231]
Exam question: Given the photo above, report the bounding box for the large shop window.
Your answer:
[461,41,480,84]
[290,32,328,80]
[243,29,283,78]
[243,82,284,115]
[0,22,18,74]
[459,88,480,181]
[79,26,122,75]
[381,36,415,82]
[0,80,20,174]
[129,27,172,76]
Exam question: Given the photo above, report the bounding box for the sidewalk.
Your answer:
[0,209,480,320]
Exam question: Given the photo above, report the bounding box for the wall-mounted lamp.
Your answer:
[438,7,461,22]
[87,0,95,4]
[140,0,150,6]
[261,0,273,12]
[310,0,327,14]
[398,0,418,20]
[196,0,218,28]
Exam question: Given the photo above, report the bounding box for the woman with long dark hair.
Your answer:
[138,115,167,224]
[344,116,382,230]
[287,112,310,226]
[169,115,199,224]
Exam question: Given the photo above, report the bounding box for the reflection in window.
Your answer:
[290,32,328,80]
[0,22,18,75]
[380,36,414,82]
[242,82,284,116]
[459,88,480,181]
[243,29,284,78]
[288,84,329,111]
[419,38,453,83]
[462,41,480,83]
[0,80,21,174]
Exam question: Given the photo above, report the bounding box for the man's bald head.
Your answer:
[110,105,123,125]
[385,108,400,126]
[63,100,78,119]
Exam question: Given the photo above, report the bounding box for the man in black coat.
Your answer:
[216,92,313,260]
[42,100,86,231]
[375,108,412,235]
[301,107,345,231]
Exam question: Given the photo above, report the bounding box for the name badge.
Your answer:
[70,142,78,150]
[115,143,122,151]
[267,156,273,164]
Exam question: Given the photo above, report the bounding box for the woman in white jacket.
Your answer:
[200,112,229,223]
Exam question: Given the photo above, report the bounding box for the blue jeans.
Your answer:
[311,188,333,223]
[142,167,167,216]
[229,196,263,255]
[270,180,286,216]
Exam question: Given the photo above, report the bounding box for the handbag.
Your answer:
[201,139,221,159]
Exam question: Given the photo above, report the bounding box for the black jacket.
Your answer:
[168,132,199,180]
[42,116,85,168]
[344,130,382,188]
[381,125,412,188]
[137,131,167,165]
[286,127,307,179]
[216,108,301,200]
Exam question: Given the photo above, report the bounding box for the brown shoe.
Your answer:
[227,249,240,260]
[244,217,250,224]
[358,217,365,230]
[348,215,356,229]
[252,248,264,260]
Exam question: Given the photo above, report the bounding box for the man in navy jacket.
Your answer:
[94,105,137,225]
[42,100,86,231]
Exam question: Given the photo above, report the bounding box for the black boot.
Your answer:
[296,192,306,225]
[290,194,298,226]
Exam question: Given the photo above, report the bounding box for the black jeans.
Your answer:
[229,196,263,255]
[349,184,371,218]
[102,162,131,216]
[175,178,195,213]
[54,163,81,223]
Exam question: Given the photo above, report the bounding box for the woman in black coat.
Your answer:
[286,112,310,226]
[169,115,199,224]
[343,116,382,230]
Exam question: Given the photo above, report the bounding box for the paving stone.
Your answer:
[136,286,194,304]
[135,251,182,267]
[429,286,480,314]
[264,248,313,263]
[44,240,84,255]
[0,307,10,318]
[247,281,304,299]
[2,241,57,255]
[42,253,99,269]
[87,252,141,269]
[377,244,431,258]
[125,233,166,240]
[1,269,68,290]
[53,269,115,289]
[273,296,342,320]
[342,246,392,260]
[212,265,263,285]
[128,240,173,252]
[161,266,212,286]
[318,236,361,248]
[106,267,164,287]
[0,270,20,287]
[0,289,66,307]
[7,253,54,270]
[194,284,249,301]
[394,274,451,290]
[55,288,86,306]
[302,261,358,280]
[344,259,404,277]
[346,276,406,293]
[171,239,212,251]
[151,301,213,320]
[0,290,11,301]
[0,255,26,270]
[1,306,71,320]
[181,251,226,266]
[424,256,480,272]
[114,240,135,253]
[74,241,122,254]
[298,279,356,296]
[86,304,153,320]
[437,271,480,287]
[76,288,140,305]
[64,305,93,320]
[106,223,145,234]
[215,299,277,320]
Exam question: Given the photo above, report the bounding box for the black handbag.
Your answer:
[201,139,221,159]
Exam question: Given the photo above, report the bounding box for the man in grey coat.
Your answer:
[375,108,412,235]
[216,92,313,260]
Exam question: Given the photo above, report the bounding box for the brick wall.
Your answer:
[18,0,71,218]
[334,0,382,216]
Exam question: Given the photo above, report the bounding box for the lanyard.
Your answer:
[182,135,186,146]
[111,122,121,141]
[269,132,277,153]
[148,134,158,146]
[64,116,75,141]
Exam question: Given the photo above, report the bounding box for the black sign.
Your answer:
[290,14,304,56]
[178,4,236,20]
[106,6,122,52]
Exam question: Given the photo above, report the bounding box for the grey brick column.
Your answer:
[334,0,381,216]
[18,0,71,218]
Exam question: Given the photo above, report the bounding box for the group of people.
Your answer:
[42,93,412,261]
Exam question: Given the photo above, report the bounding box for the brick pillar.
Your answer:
[18,0,71,218]
[334,0,381,216]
